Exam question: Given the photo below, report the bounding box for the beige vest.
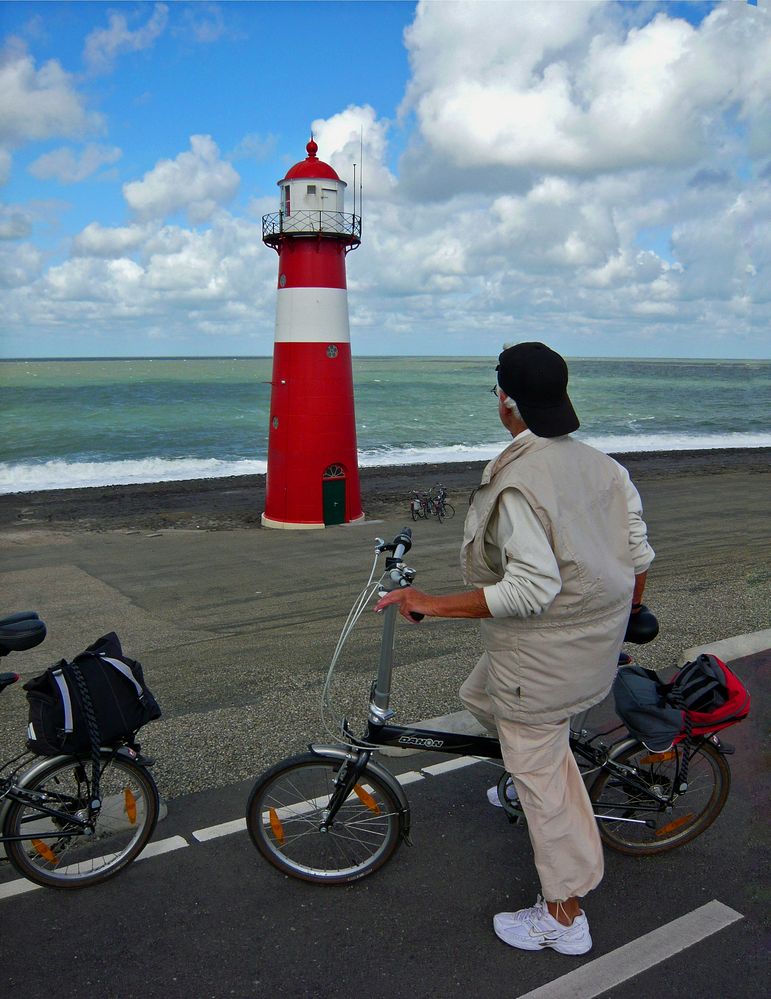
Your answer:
[461,434,634,722]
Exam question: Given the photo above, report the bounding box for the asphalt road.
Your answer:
[0,650,767,999]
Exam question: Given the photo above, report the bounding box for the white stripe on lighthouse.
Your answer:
[274,287,350,343]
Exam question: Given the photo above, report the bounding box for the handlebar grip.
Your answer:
[392,527,413,561]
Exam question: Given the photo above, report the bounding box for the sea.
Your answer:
[1,356,769,495]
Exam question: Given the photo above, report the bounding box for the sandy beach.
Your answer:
[1,446,768,800]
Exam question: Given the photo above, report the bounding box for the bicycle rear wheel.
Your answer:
[3,752,159,888]
[589,739,730,855]
[247,753,403,884]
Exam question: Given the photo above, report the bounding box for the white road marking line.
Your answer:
[0,834,189,902]
[395,770,425,786]
[191,762,480,842]
[422,757,481,776]
[193,817,247,842]
[515,899,744,999]
[138,835,189,859]
[0,878,39,900]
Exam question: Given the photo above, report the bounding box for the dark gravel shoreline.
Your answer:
[1,447,768,533]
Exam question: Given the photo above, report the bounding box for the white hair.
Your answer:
[501,394,521,418]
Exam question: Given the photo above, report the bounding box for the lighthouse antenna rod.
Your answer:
[359,126,364,222]
[353,162,356,218]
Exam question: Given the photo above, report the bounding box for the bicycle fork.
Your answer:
[308,744,412,842]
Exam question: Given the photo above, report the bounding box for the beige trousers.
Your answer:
[460,657,604,902]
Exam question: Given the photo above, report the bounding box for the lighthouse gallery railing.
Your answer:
[262,210,362,246]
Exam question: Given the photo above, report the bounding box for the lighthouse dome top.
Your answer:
[283,139,341,182]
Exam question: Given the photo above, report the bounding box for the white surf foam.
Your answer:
[1,433,767,495]
[0,457,268,495]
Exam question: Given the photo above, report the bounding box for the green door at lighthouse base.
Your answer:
[323,477,346,525]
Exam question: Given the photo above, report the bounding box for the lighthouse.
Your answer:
[261,139,364,529]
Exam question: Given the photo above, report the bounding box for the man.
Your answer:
[375,342,654,955]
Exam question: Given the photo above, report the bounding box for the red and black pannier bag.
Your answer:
[670,653,751,742]
[613,653,750,752]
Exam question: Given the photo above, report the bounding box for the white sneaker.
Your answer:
[494,896,592,955]
[487,777,520,808]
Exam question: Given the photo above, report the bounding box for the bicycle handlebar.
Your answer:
[375,530,424,621]
[377,527,413,565]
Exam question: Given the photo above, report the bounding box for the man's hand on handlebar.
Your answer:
[375,587,430,624]
[375,586,492,622]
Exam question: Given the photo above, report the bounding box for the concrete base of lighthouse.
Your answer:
[260,512,366,530]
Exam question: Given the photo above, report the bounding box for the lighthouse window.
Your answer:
[307,185,316,195]
[283,185,291,216]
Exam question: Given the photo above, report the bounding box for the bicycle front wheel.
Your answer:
[3,752,159,888]
[247,753,403,884]
[589,739,730,855]
[443,503,455,519]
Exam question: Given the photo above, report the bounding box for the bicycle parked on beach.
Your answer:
[0,613,159,889]
[247,530,735,884]
[409,490,432,521]
[430,485,455,523]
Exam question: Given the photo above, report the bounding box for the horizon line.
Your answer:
[2,354,769,364]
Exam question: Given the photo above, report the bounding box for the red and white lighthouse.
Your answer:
[261,139,364,529]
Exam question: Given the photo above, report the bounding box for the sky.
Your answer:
[0,0,769,360]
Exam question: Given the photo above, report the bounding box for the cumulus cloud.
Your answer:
[0,43,101,146]
[401,2,771,175]
[123,135,240,222]
[0,148,11,186]
[0,205,33,240]
[29,144,122,183]
[1,1,768,358]
[0,241,42,288]
[311,105,396,198]
[71,222,150,258]
[4,214,274,339]
[174,3,229,44]
[83,3,169,74]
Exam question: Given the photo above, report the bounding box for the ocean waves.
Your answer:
[2,432,768,495]
[0,457,269,495]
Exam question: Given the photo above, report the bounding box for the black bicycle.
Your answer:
[430,485,455,523]
[0,613,160,889]
[247,531,733,884]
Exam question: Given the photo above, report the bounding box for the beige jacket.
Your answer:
[461,433,639,723]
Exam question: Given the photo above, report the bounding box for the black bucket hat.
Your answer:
[496,342,579,438]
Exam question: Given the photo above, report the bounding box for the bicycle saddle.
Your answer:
[624,604,659,644]
[0,611,47,657]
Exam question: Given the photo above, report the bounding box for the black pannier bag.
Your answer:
[24,632,161,757]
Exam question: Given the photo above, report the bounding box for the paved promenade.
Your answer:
[1,457,768,996]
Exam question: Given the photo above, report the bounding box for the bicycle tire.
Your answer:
[589,738,730,855]
[410,506,419,522]
[3,752,159,888]
[247,753,403,884]
[443,503,455,520]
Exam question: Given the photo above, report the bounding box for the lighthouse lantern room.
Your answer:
[261,139,364,529]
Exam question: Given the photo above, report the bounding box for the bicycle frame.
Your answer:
[331,591,679,819]
[0,745,142,843]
